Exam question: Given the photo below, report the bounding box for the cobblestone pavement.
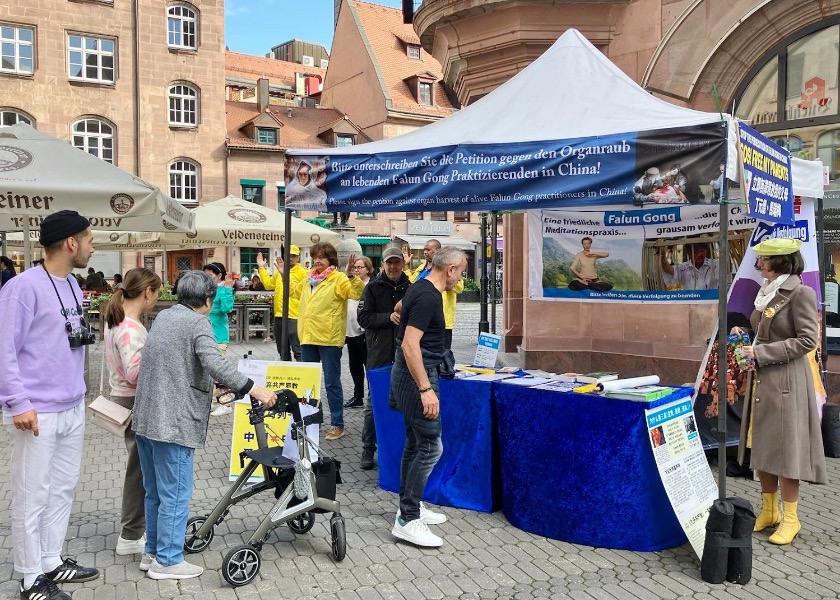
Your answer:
[2,304,839,599]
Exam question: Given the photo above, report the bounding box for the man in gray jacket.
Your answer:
[133,271,276,580]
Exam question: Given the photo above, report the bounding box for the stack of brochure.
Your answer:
[603,385,674,401]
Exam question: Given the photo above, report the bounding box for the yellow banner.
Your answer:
[228,360,322,480]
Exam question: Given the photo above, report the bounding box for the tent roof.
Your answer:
[288,29,721,157]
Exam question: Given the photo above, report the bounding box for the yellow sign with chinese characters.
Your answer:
[228,360,322,480]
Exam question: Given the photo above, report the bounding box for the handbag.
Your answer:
[88,324,133,437]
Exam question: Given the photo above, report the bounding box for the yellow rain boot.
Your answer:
[768,501,801,545]
[753,492,781,532]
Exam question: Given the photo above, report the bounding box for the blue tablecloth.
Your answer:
[494,384,693,551]
[367,367,498,512]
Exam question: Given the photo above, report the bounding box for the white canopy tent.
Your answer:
[283,28,825,500]
[285,28,824,199]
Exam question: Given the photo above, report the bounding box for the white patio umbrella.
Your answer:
[73,195,340,250]
[0,123,195,233]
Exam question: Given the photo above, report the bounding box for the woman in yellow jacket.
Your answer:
[298,242,364,440]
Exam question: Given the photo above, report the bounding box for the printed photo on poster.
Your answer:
[532,204,756,302]
[284,155,330,211]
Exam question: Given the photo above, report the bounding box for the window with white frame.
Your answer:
[168,83,198,126]
[407,45,420,60]
[1,108,33,126]
[167,4,197,50]
[72,117,114,163]
[169,159,199,204]
[419,81,433,105]
[335,133,355,147]
[68,34,115,83]
[1,25,34,75]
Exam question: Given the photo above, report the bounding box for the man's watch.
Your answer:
[418,386,433,394]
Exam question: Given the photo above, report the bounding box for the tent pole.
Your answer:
[490,211,498,334]
[716,140,731,501]
[280,209,292,360]
[817,194,828,385]
[479,213,489,334]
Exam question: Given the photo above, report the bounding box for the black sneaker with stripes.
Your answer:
[44,557,99,583]
[19,575,71,600]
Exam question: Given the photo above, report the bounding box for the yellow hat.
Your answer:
[751,238,803,256]
[289,244,301,255]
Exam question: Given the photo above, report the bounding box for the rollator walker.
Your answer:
[184,388,346,586]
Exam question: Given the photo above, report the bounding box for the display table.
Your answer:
[494,384,693,551]
[367,367,498,512]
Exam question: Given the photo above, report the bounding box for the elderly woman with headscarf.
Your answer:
[285,159,328,205]
[736,238,826,546]
[132,271,276,580]
[297,242,364,440]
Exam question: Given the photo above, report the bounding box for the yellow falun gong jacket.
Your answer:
[297,270,365,347]
[259,262,309,319]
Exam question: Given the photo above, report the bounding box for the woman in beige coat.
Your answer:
[737,238,826,545]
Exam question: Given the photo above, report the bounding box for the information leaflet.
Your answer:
[645,397,718,559]
[229,359,322,481]
[473,333,501,368]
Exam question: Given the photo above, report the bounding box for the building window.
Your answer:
[419,81,432,105]
[818,130,840,180]
[277,187,297,216]
[256,127,277,145]
[72,117,114,164]
[454,211,470,223]
[407,45,420,60]
[167,4,197,50]
[68,34,115,83]
[406,211,423,220]
[1,25,34,75]
[735,23,840,129]
[169,159,199,205]
[239,247,261,278]
[168,83,198,126]
[0,108,33,126]
[430,211,447,221]
[335,133,355,147]
[242,185,264,205]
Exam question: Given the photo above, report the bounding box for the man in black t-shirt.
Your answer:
[389,246,467,548]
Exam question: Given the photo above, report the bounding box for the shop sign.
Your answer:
[407,220,452,236]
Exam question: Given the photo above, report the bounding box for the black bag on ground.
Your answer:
[701,499,734,584]
[700,497,755,585]
[725,497,756,584]
[823,403,840,458]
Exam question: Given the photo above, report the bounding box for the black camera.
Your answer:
[68,326,96,348]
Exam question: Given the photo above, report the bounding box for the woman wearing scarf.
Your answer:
[297,242,364,440]
[285,160,328,205]
[736,237,826,545]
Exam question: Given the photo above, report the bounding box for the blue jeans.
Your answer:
[136,435,194,566]
[399,414,443,522]
[301,344,344,428]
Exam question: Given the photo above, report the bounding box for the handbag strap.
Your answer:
[99,323,108,395]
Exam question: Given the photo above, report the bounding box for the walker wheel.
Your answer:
[330,515,346,561]
[288,511,315,534]
[222,544,262,587]
[184,516,214,553]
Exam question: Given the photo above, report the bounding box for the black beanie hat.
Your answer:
[40,210,91,246]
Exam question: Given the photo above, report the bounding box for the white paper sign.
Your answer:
[473,332,501,368]
[645,396,718,559]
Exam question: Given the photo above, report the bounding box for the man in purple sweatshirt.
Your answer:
[0,210,100,600]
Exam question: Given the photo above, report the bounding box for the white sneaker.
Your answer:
[392,516,443,547]
[210,404,232,416]
[398,502,447,525]
[146,559,203,580]
[116,533,146,555]
[139,553,155,572]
